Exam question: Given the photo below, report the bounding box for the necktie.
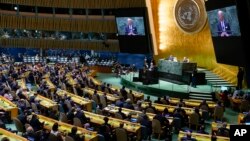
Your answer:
[221,22,225,31]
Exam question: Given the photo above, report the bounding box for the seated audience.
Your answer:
[144,96,152,103]
[183,57,189,63]
[177,98,185,107]
[50,123,63,141]
[98,117,112,141]
[197,125,208,134]
[154,97,163,104]
[116,107,127,119]
[243,110,250,123]
[199,100,209,111]
[161,96,170,105]
[68,127,84,141]
[124,99,134,110]
[29,114,44,132]
[23,126,39,141]
[180,131,197,141]
[217,122,229,137]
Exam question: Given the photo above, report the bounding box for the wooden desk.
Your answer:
[90,77,144,101]
[24,90,58,110]
[211,122,230,132]
[110,87,144,101]
[56,89,92,112]
[65,73,77,86]
[83,111,141,134]
[178,131,229,141]
[82,88,120,102]
[141,102,202,116]
[43,76,56,92]
[37,114,98,141]
[16,79,27,90]
[89,77,102,86]
[87,70,97,77]
[0,96,18,119]
[20,71,30,78]
[103,105,173,124]
[0,128,28,141]
[169,98,216,109]
[36,95,58,109]
[42,73,50,79]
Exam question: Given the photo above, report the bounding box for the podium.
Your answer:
[157,59,200,84]
[134,69,159,85]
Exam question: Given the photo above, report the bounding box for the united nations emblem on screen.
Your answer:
[174,0,207,34]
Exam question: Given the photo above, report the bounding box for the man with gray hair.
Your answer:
[217,10,231,37]
[125,18,138,35]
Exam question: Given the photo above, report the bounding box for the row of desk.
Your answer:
[42,73,57,92]
[141,102,203,116]
[37,114,98,141]
[168,98,216,109]
[82,87,120,102]
[0,128,28,141]
[0,96,18,119]
[103,105,173,124]
[83,110,141,135]
[17,79,58,110]
[89,76,144,101]
[178,131,229,141]
[56,89,92,112]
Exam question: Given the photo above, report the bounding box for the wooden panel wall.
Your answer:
[0,15,116,33]
[0,0,146,8]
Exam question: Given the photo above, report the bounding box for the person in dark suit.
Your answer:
[217,122,230,137]
[125,18,137,36]
[75,108,88,124]
[237,67,244,89]
[98,117,112,141]
[197,125,208,134]
[243,110,250,123]
[217,10,232,37]
[68,127,84,141]
[29,114,44,132]
[180,131,197,141]
[116,107,127,119]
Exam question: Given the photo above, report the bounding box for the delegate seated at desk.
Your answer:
[166,55,174,61]
[183,57,190,63]
[181,131,197,141]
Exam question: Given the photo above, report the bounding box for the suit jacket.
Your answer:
[217,21,231,36]
[68,133,84,141]
[125,25,137,35]
[30,118,43,132]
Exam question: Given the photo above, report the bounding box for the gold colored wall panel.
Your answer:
[151,0,238,85]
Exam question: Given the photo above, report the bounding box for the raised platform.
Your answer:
[121,72,213,100]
